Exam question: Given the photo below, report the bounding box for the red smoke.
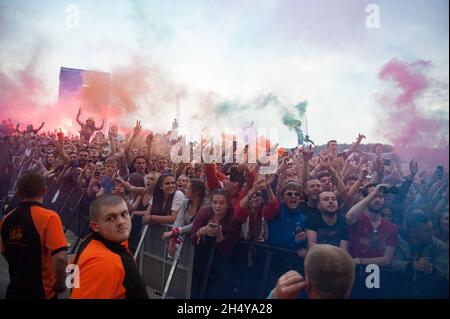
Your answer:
[376,59,449,168]
[0,54,189,136]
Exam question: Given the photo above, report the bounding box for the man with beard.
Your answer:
[305,191,349,250]
[390,214,448,298]
[345,183,399,298]
[76,107,105,143]
[299,179,322,219]
[346,183,398,265]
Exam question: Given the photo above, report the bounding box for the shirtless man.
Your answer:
[76,107,105,143]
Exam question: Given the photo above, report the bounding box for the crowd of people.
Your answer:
[0,109,448,299]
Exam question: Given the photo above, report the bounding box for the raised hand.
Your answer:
[359,167,369,181]
[271,270,307,299]
[357,133,366,142]
[57,129,64,141]
[133,120,142,136]
[300,145,314,162]
[277,158,290,175]
[373,159,384,175]
[320,156,331,170]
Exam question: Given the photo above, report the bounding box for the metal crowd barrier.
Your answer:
[135,223,305,299]
[137,224,196,299]
[1,156,33,216]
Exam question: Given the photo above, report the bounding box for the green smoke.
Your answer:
[216,101,233,115]
[282,112,301,128]
[282,100,308,145]
[294,101,308,116]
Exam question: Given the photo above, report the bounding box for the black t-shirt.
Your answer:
[305,212,349,247]
[299,202,321,219]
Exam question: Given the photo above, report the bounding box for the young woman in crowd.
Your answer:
[141,172,185,225]
[162,179,209,256]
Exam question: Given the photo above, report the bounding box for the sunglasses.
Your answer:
[285,192,300,198]
[253,192,263,197]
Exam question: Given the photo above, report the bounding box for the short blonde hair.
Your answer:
[305,244,355,299]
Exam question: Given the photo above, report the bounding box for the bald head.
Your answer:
[305,244,355,299]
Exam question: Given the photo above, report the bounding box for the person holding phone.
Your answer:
[391,213,448,298]
[191,189,241,255]
[88,157,118,198]
[235,174,271,242]
[356,143,403,178]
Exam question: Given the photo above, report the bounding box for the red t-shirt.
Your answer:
[349,212,399,258]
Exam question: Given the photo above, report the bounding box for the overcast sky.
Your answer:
[1,0,448,146]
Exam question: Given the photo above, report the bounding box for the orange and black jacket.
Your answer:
[0,201,67,299]
[70,232,148,299]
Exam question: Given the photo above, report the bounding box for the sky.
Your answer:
[0,0,448,148]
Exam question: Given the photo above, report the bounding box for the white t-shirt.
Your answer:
[148,191,185,212]
[170,190,185,213]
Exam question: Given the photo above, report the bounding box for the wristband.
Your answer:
[172,227,181,237]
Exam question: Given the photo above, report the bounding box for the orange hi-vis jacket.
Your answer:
[0,201,67,299]
[70,232,148,299]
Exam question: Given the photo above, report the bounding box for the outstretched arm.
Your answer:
[300,146,314,190]
[76,107,84,127]
[346,184,385,225]
[56,130,71,165]
[145,132,154,163]
[344,133,366,159]
[34,122,45,134]
[341,169,368,213]
[95,118,105,131]
[106,130,117,157]
[125,120,141,163]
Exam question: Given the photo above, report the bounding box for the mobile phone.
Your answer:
[208,222,218,229]
[94,170,101,177]
[383,159,391,166]
[380,185,399,195]
[255,173,265,187]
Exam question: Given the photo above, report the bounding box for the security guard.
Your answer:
[70,194,148,299]
[0,171,68,299]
